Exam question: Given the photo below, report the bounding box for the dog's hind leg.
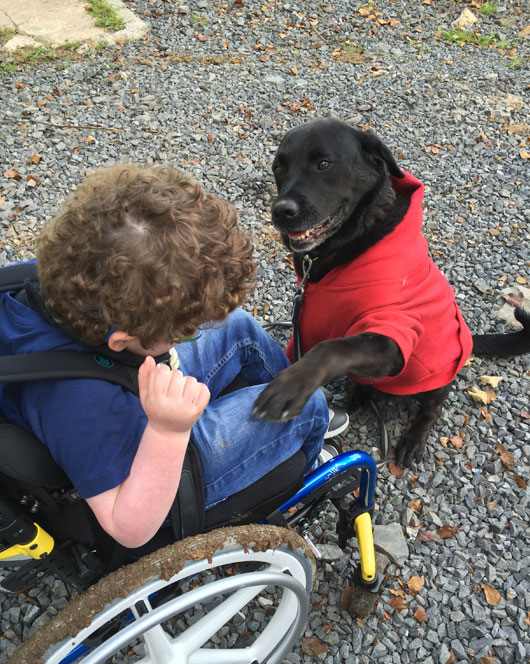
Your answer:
[344,381,374,413]
[395,382,453,467]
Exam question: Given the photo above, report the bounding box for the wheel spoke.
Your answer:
[172,581,266,657]
[132,600,177,663]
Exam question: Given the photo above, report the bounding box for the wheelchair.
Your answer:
[0,407,381,664]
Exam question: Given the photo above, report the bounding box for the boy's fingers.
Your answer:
[181,375,198,401]
[196,383,211,412]
[152,363,172,394]
[138,356,156,398]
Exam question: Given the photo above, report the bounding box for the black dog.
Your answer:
[253,118,530,466]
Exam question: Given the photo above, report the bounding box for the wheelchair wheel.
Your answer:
[12,524,315,664]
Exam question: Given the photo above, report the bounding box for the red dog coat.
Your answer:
[286,170,473,395]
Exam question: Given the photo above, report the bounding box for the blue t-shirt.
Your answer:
[0,291,147,498]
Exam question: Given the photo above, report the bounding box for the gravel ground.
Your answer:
[1,1,529,662]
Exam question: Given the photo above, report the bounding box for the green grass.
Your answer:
[62,40,81,50]
[190,13,209,25]
[479,2,497,15]
[85,0,124,31]
[440,28,511,49]
[0,61,17,74]
[507,56,522,68]
[0,26,17,44]
[24,46,57,65]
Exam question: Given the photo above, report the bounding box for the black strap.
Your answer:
[0,262,39,292]
[170,442,205,540]
[0,351,140,394]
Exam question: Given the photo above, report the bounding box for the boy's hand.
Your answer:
[138,356,210,435]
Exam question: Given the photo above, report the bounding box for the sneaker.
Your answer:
[311,442,340,472]
[324,406,349,439]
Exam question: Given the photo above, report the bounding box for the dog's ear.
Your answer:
[358,131,404,178]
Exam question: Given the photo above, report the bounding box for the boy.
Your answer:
[0,164,330,548]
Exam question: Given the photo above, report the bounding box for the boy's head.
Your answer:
[36,164,256,348]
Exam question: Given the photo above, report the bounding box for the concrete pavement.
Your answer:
[0,0,146,52]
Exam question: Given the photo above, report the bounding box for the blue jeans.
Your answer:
[175,309,328,508]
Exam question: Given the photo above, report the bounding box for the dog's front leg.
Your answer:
[252,333,403,422]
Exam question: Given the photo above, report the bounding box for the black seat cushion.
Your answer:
[204,449,306,530]
[0,411,70,488]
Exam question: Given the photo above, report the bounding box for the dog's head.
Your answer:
[271,118,404,253]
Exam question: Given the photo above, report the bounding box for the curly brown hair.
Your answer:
[36,164,256,348]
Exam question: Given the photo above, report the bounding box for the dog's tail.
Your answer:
[472,305,530,356]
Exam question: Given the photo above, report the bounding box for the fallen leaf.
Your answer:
[480,583,501,606]
[301,636,328,656]
[388,463,404,477]
[480,375,503,388]
[513,473,527,490]
[520,149,530,159]
[437,524,458,539]
[496,443,514,469]
[504,291,524,307]
[516,276,527,284]
[466,386,495,404]
[322,621,334,634]
[445,652,456,664]
[407,575,425,592]
[518,25,530,38]
[339,587,353,611]
[290,65,299,75]
[197,34,209,41]
[4,170,21,180]
[25,174,41,186]
[450,435,464,449]
[388,596,407,611]
[207,134,215,143]
[14,81,25,89]
[0,198,5,206]
[417,530,440,542]
[28,152,41,165]
[410,499,422,512]
[521,409,530,419]
[440,436,449,448]
[414,606,428,622]
[477,657,497,664]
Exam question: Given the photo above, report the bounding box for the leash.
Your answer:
[291,254,314,363]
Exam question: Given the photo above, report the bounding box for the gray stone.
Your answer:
[373,523,409,567]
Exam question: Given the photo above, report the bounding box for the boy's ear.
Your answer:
[107,330,135,352]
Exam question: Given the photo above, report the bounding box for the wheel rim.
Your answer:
[43,541,313,664]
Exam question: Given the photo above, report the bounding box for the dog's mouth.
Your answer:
[286,209,344,251]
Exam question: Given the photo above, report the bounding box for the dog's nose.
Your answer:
[273,199,299,221]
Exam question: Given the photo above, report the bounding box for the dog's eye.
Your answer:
[273,164,282,176]
[317,160,330,171]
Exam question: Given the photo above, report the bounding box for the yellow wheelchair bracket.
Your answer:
[0,523,54,561]
[354,511,376,583]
